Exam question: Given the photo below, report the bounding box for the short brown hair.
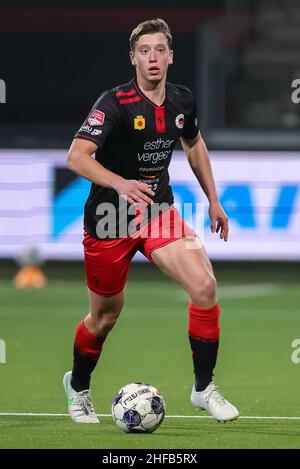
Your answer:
[129,18,172,51]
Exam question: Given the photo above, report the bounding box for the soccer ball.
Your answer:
[112,382,166,433]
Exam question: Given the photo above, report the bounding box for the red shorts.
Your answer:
[83,206,196,296]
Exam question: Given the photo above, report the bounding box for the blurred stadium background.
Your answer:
[0,0,300,450]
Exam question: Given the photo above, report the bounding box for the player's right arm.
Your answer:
[67,138,154,205]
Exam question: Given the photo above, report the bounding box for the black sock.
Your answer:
[71,346,99,392]
[189,335,219,392]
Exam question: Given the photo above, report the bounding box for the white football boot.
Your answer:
[63,371,99,423]
[191,382,239,422]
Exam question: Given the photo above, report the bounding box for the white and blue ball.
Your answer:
[112,382,166,433]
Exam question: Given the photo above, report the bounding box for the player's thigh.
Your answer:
[150,237,215,295]
[84,235,136,298]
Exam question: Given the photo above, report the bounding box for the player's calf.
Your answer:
[71,320,106,392]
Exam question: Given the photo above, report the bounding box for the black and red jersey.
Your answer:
[74,78,199,238]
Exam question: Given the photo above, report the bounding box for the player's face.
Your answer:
[130,33,173,84]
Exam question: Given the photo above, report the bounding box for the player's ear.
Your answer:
[129,50,136,66]
[168,49,174,65]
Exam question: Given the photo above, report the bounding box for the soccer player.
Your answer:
[64,18,239,423]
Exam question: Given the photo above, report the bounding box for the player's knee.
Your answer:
[99,314,119,336]
[190,274,217,308]
[91,303,123,336]
[91,295,124,318]
[91,312,119,337]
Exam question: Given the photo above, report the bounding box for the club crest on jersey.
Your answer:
[88,110,105,126]
[134,115,145,130]
[175,113,184,129]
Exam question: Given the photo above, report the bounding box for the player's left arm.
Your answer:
[181,133,229,241]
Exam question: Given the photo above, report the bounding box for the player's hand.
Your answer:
[114,179,155,205]
[209,200,229,242]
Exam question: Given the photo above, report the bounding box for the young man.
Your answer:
[64,18,239,423]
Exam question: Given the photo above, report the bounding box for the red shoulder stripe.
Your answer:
[115,89,137,98]
[119,96,142,105]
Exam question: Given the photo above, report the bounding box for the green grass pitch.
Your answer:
[0,262,300,449]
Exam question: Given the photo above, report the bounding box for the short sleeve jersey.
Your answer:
[75,78,199,238]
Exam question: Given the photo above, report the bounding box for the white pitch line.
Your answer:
[0,413,300,420]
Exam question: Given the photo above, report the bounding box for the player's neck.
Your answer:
[136,77,166,106]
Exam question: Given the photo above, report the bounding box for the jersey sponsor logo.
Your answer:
[79,124,93,133]
[175,113,184,129]
[139,175,159,192]
[88,110,105,126]
[91,129,102,136]
[144,139,174,150]
[134,115,145,130]
[78,125,102,136]
[138,150,171,164]
[137,139,174,164]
